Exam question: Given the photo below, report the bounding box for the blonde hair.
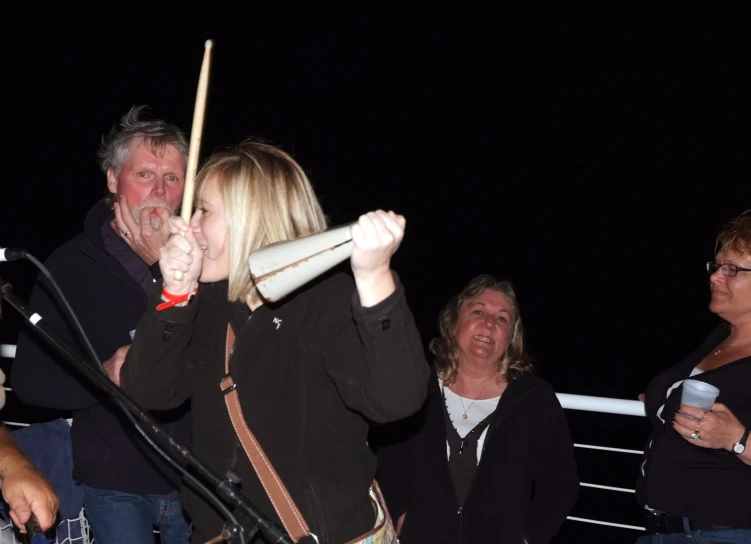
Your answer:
[430,274,535,384]
[716,209,751,258]
[195,139,328,303]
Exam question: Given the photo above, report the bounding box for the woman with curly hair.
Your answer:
[374,274,578,543]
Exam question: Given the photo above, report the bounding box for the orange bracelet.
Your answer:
[156,288,198,312]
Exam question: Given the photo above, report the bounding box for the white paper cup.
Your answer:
[681,379,719,411]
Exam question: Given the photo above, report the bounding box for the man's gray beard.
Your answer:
[132,201,175,229]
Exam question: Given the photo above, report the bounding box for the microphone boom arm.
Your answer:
[0,275,295,544]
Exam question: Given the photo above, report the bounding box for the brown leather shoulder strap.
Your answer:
[220,324,312,542]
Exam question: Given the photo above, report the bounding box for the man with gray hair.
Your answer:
[12,106,193,543]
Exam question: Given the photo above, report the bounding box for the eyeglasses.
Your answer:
[706,262,751,277]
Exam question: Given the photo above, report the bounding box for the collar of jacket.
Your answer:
[430,366,543,412]
[71,199,147,296]
[430,368,543,449]
[197,280,255,334]
[83,199,115,254]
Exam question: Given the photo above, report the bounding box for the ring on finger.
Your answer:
[691,431,701,441]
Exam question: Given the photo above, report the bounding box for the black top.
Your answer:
[374,368,579,544]
[11,200,192,495]
[121,271,430,544]
[101,219,156,295]
[636,323,751,529]
[441,389,494,506]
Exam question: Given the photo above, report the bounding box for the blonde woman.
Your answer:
[375,274,578,543]
[118,140,430,543]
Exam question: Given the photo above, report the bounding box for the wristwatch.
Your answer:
[732,427,749,455]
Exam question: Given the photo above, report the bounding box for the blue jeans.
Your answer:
[82,485,191,544]
[636,516,751,544]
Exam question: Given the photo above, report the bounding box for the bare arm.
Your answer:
[0,428,59,532]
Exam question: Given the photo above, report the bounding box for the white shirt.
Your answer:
[441,378,502,465]
[655,366,704,423]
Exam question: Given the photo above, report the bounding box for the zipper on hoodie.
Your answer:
[452,388,532,544]
[457,506,463,543]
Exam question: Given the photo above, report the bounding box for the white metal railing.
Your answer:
[557,392,646,417]
[2,344,648,534]
[1,511,92,544]
[556,391,647,531]
[573,443,644,455]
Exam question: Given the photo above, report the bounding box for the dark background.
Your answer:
[1,6,749,542]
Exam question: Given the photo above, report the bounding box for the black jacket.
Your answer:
[11,200,192,495]
[121,271,430,543]
[636,323,751,529]
[374,369,579,544]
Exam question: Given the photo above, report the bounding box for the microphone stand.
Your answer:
[0,275,300,544]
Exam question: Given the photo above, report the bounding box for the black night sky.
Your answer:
[1,7,749,542]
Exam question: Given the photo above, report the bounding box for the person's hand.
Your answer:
[350,210,406,278]
[350,210,406,307]
[637,392,646,403]
[113,195,173,266]
[103,345,131,387]
[2,464,59,532]
[672,403,747,451]
[159,216,203,296]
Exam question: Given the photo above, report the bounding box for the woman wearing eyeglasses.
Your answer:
[635,210,751,543]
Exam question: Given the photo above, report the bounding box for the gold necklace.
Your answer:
[714,338,751,356]
[455,375,495,420]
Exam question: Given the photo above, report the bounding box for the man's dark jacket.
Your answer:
[11,200,191,494]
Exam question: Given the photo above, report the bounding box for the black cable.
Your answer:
[23,254,241,536]
[3,258,292,542]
